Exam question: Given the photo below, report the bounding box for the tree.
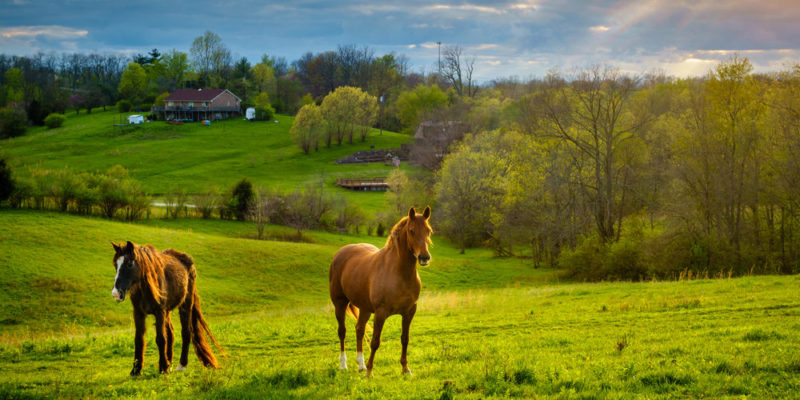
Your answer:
[526,66,647,243]
[190,30,231,87]
[356,90,378,141]
[441,45,477,97]
[435,133,507,253]
[161,50,189,91]
[230,178,254,221]
[0,158,14,204]
[251,62,276,100]
[396,84,449,134]
[0,104,27,138]
[249,188,275,239]
[118,62,147,105]
[254,92,275,121]
[320,86,365,145]
[291,103,323,154]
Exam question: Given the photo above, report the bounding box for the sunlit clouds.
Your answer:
[0,0,798,81]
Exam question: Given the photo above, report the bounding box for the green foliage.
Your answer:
[118,62,148,105]
[396,84,448,133]
[0,158,13,203]
[290,103,323,154]
[153,92,170,107]
[0,105,27,138]
[230,178,254,221]
[43,113,66,129]
[116,99,132,113]
[254,92,276,121]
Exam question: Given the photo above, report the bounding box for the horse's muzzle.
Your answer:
[417,254,431,266]
[112,287,126,302]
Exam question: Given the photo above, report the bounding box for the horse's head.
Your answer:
[405,206,433,266]
[111,241,141,302]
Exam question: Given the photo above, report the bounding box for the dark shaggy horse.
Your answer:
[111,241,221,375]
[329,206,432,377]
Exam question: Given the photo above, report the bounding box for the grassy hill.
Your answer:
[0,209,553,340]
[1,109,419,214]
[2,210,800,398]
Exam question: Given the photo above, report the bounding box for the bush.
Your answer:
[255,104,275,121]
[44,113,67,129]
[230,178,255,221]
[0,105,27,138]
[0,158,14,204]
[117,100,132,113]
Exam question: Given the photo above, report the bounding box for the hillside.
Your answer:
[0,209,797,398]
[0,109,420,214]
[0,209,555,340]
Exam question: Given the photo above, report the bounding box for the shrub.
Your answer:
[255,104,275,121]
[0,159,14,204]
[44,113,67,129]
[0,105,27,138]
[230,178,255,221]
[117,100,132,113]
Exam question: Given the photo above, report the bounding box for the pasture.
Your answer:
[0,109,418,214]
[1,210,799,399]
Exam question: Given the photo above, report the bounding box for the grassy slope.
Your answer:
[0,209,553,340]
[2,210,799,399]
[1,109,418,215]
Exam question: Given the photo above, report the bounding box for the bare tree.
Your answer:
[441,45,477,97]
[249,188,274,240]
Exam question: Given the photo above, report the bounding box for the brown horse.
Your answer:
[111,241,221,375]
[329,206,432,377]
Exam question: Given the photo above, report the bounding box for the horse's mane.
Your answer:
[132,244,166,302]
[385,216,434,250]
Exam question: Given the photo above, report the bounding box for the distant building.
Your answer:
[127,114,144,124]
[409,120,470,170]
[152,88,242,122]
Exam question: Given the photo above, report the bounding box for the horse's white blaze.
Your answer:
[111,256,125,301]
[339,352,347,369]
[356,352,365,371]
[176,364,186,371]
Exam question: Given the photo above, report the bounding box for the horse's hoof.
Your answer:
[176,364,187,372]
[403,368,413,376]
[358,366,366,372]
[130,370,141,377]
[364,369,373,378]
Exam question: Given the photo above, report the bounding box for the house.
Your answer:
[152,88,242,122]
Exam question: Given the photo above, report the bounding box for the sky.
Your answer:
[1,0,798,82]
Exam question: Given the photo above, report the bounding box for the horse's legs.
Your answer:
[355,309,371,371]
[400,304,417,375]
[177,283,194,370]
[165,312,175,366]
[131,308,146,376]
[334,300,348,369]
[154,311,170,374]
[365,309,387,378]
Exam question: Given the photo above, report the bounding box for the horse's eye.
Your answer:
[410,229,415,236]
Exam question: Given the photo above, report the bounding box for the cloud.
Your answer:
[589,25,610,32]
[0,25,88,39]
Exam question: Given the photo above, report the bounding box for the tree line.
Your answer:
[0,30,479,139]
[397,56,800,280]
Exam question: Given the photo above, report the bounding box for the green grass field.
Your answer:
[1,210,799,399]
[1,109,418,215]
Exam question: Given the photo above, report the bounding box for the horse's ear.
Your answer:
[423,206,431,220]
[112,242,121,253]
[408,207,416,220]
[125,241,135,254]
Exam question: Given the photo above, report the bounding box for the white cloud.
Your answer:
[0,25,88,39]
[589,25,610,32]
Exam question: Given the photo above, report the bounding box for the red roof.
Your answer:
[166,89,227,101]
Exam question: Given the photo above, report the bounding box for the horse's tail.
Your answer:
[346,303,371,334]
[191,290,225,368]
